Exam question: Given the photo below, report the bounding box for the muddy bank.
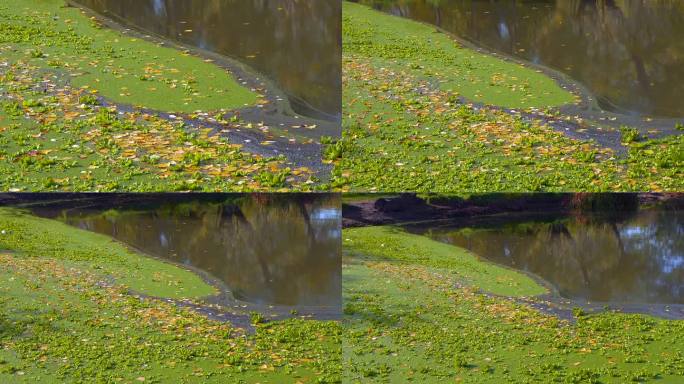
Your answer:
[343,193,683,228]
[343,194,568,228]
[0,193,237,211]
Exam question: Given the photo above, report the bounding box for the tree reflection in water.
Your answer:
[357,0,684,117]
[74,0,342,118]
[422,209,684,304]
[38,194,341,307]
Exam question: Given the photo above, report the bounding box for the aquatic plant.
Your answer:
[621,126,642,143]
[0,0,325,191]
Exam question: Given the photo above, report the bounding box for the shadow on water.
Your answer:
[72,0,342,121]
[4,193,342,320]
[405,207,684,318]
[356,0,684,120]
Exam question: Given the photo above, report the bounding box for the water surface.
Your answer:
[29,194,342,308]
[74,0,341,119]
[409,209,684,305]
[356,0,684,118]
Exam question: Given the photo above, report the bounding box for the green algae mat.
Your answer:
[0,0,258,113]
[343,226,684,383]
[333,2,684,192]
[0,208,341,383]
[0,92,312,192]
[344,225,545,297]
[0,207,216,299]
[343,2,574,109]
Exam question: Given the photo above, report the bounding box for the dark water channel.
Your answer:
[26,194,342,309]
[356,0,684,119]
[408,209,684,306]
[73,0,342,120]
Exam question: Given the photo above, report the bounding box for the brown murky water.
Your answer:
[411,209,684,305]
[73,0,341,120]
[356,0,684,118]
[30,194,341,307]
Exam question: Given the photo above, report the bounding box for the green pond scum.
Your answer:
[0,208,342,383]
[0,0,683,382]
[333,2,684,192]
[343,225,684,383]
[0,0,324,192]
[1,0,258,113]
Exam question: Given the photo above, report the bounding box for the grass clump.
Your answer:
[621,126,642,143]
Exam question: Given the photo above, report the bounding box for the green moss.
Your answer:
[0,0,258,113]
[343,227,684,383]
[344,2,574,109]
[344,226,545,297]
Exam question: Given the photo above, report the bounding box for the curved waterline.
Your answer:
[405,209,684,317]
[71,0,342,120]
[23,194,343,310]
[356,0,684,121]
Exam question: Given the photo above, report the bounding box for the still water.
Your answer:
[410,209,684,305]
[31,194,341,308]
[356,0,684,118]
[73,0,341,119]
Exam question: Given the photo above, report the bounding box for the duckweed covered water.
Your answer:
[74,0,342,120]
[356,0,684,118]
[28,194,342,308]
